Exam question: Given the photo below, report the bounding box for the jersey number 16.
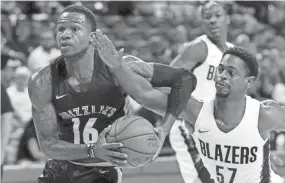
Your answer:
[72,118,98,144]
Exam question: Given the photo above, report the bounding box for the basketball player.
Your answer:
[125,46,285,182]
[28,4,196,183]
[169,2,233,183]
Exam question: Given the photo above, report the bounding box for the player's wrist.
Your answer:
[86,143,96,158]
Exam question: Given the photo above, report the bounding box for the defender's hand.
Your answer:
[91,29,124,68]
[93,125,128,167]
[144,125,167,167]
[270,151,285,177]
[152,126,168,161]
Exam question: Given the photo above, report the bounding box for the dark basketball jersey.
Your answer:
[50,52,126,146]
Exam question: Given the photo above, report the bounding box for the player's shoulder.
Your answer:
[28,65,52,109]
[183,36,207,52]
[260,100,284,122]
[180,36,207,60]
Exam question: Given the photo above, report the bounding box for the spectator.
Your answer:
[7,66,32,126]
[27,28,60,73]
[169,25,188,58]
[4,66,32,165]
[1,84,13,178]
[148,35,172,65]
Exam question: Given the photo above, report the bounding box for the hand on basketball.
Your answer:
[151,126,168,162]
[91,29,124,68]
[93,125,128,167]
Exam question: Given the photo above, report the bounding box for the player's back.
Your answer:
[193,96,270,183]
[190,35,233,100]
[50,51,127,165]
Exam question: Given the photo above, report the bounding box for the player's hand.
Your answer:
[93,125,128,167]
[91,29,124,68]
[270,151,285,177]
[151,126,168,162]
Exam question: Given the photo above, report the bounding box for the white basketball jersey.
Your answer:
[193,96,271,183]
[190,35,234,100]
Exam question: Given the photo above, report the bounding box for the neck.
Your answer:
[65,48,95,78]
[209,34,228,52]
[214,95,246,124]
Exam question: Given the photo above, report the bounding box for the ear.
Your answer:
[245,76,255,89]
[89,32,96,43]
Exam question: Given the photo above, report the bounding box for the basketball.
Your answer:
[106,115,159,167]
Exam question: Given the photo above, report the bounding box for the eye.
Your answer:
[228,70,236,77]
[205,15,211,20]
[58,27,65,32]
[216,14,222,18]
[218,66,224,73]
[72,27,80,32]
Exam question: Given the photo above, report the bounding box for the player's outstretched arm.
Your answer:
[170,39,207,70]
[28,66,127,166]
[92,29,197,118]
[259,100,285,140]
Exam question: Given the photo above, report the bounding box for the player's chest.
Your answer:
[53,79,125,120]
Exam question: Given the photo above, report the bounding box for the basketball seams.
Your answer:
[106,115,158,167]
[109,117,143,137]
[120,147,156,155]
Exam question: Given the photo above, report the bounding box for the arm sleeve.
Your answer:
[150,63,197,117]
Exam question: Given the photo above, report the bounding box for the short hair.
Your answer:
[223,47,259,78]
[61,4,97,32]
[201,1,229,16]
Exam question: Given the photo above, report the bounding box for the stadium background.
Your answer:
[2,1,285,182]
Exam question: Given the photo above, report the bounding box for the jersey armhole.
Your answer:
[257,103,269,142]
[50,57,63,104]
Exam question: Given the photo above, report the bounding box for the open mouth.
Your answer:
[60,42,72,48]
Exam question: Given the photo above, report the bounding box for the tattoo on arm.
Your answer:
[28,66,88,160]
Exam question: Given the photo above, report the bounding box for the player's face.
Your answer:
[202,2,229,41]
[56,12,93,58]
[215,54,250,98]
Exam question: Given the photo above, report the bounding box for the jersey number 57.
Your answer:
[216,165,237,183]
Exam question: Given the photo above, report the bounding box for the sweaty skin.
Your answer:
[58,12,85,24]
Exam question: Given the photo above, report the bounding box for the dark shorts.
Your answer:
[38,159,121,183]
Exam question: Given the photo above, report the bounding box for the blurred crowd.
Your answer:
[2,1,285,166]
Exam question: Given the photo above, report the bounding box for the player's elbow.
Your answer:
[130,90,149,106]
[174,68,197,91]
[39,138,57,159]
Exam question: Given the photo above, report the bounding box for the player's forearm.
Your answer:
[41,138,89,160]
[110,63,156,105]
[151,63,197,118]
